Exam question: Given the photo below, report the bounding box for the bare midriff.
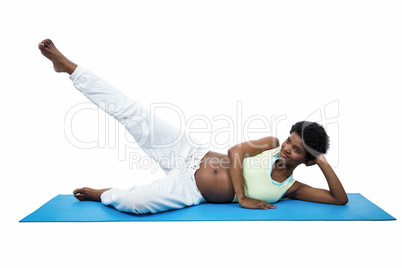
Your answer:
[195,151,235,203]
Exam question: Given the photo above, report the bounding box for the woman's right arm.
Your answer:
[228,136,280,210]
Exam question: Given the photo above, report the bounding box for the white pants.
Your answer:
[69,66,209,214]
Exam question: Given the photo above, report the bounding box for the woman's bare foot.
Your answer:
[73,187,111,202]
[38,39,77,75]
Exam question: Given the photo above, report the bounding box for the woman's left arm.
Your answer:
[286,154,349,205]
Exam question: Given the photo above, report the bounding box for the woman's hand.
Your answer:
[304,154,327,167]
[296,153,348,205]
[238,197,277,210]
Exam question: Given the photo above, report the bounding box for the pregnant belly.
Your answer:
[194,151,235,203]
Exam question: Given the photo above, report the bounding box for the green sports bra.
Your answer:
[233,146,296,204]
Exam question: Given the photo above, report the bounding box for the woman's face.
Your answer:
[278,132,307,167]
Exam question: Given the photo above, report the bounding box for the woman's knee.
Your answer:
[112,188,152,214]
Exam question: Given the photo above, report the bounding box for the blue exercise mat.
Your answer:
[20,193,395,222]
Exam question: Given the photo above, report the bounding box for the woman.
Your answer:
[38,39,348,214]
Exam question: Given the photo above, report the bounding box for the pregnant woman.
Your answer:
[38,39,348,214]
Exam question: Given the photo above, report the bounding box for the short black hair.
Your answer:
[290,121,330,161]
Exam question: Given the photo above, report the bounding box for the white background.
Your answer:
[1,0,401,267]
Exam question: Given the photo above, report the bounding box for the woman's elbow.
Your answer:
[228,147,239,158]
[334,197,349,205]
[272,137,280,148]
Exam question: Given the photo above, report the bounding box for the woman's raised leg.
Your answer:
[39,39,208,213]
[39,39,204,174]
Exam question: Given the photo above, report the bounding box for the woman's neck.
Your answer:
[273,159,296,177]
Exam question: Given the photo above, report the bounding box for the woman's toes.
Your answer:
[73,188,82,195]
[72,187,105,202]
[73,188,85,200]
[43,39,52,46]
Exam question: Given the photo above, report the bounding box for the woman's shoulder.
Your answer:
[261,145,281,156]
